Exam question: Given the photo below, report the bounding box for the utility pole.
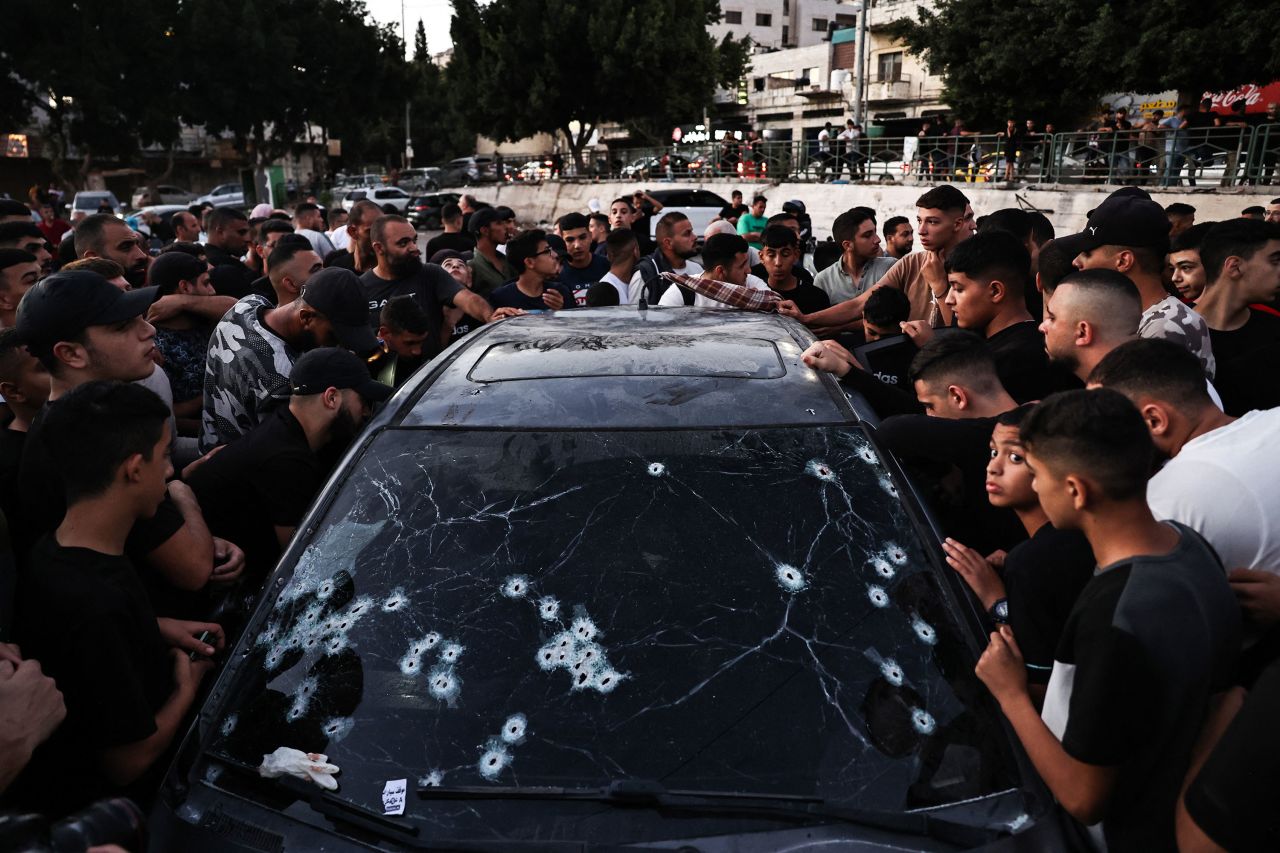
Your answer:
[853,0,868,127]
[402,1,413,169]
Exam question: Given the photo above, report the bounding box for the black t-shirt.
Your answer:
[751,261,816,289]
[11,536,173,815]
[1002,523,1096,685]
[1208,308,1280,415]
[324,248,356,270]
[986,320,1054,403]
[874,414,1026,555]
[249,273,275,305]
[425,231,477,258]
[359,264,464,360]
[204,245,256,299]
[1185,657,1280,852]
[187,407,327,584]
[0,426,27,524]
[487,280,577,312]
[558,255,612,306]
[767,279,830,315]
[1044,523,1240,852]
[15,405,185,565]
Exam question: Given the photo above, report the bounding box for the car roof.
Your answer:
[646,188,729,207]
[395,308,859,430]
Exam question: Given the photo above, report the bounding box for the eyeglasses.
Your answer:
[533,248,556,258]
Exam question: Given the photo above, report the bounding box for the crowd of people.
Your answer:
[0,179,1277,851]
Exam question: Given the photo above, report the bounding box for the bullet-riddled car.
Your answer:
[151,308,1086,852]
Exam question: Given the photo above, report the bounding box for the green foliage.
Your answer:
[448,0,749,163]
[888,0,1280,128]
[414,19,429,62]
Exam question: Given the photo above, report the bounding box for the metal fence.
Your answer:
[439,125,1280,189]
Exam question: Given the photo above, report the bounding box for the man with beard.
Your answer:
[187,348,391,585]
[71,214,150,288]
[362,215,515,362]
[200,267,377,451]
[1039,269,1142,385]
[324,200,381,272]
[629,212,703,305]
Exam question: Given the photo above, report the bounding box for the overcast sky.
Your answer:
[365,0,456,57]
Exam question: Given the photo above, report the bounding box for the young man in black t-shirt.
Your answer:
[368,296,430,388]
[941,405,1094,702]
[757,225,829,315]
[975,389,1239,852]
[188,349,391,585]
[903,229,1053,402]
[1193,218,1280,414]
[555,212,610,306]
[12,382,221,816]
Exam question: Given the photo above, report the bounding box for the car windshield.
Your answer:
[206,426,1020,824]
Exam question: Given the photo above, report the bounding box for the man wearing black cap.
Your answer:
[188,347,391,582]
[13,270,235,593]
[467,207,517,296]
[1058,191,1215,377]
[363,215,516,361]
[200,267,376,452]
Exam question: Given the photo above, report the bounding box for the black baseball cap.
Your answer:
[289,347,393,403]
[469,207,502,235]
[1057,193,1171,259]
[299,268,378,355]
[15,270,157,352]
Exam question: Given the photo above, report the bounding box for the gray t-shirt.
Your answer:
[813,254,897,304]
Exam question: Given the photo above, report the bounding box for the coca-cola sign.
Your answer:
[1202,81,1280,114]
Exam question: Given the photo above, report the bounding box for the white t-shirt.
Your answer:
[600,271,630,303]
[1147,407,1280,572]
[657,273,769,309]
[628,259,703,305]
[817,129,831,153]
[297,228,336,260]
[329,224,350,251]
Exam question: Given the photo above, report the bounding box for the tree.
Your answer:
[0,0,185,189]
[887,0,1280,129]
[447,0,749,170]
[414,19,429,62]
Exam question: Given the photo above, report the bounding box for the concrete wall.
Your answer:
[467,179,1276,241]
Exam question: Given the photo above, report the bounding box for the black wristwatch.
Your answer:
[989,598,1010,624]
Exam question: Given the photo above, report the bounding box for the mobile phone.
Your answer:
[189,630,214,661]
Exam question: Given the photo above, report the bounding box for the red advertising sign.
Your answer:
[1202,82,1280,115]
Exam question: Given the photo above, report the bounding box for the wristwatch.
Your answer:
[989,598,1010,624]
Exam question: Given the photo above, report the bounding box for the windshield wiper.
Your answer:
[416,778,1004,846]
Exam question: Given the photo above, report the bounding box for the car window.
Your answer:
[691,190,730,208]
[205,426,1021,824]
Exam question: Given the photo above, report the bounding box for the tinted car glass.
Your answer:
[203,425,1022,839]
[468,336,786,381]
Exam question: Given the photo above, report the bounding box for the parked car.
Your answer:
[517,159,554,182]
[644,188,731,244]
[69,190,123,216]
[196,183,245,208]
[622,151,711,180]
[398,167,442,193]
[341,186,412,213]
[407,192,461,229]
[151,308,1084,852]
[439,155,500,187]
[130,184,196,209]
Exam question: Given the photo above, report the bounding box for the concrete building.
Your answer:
[710,0,860,51]
[710,0,948,145]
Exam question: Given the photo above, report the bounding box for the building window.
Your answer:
[878,51,904,82]
[724,10,742,24]
[834,13,856,28]
[756,12,772,26]
[812,17,828,32]
[754,77,766,93]
[782,24,790,45]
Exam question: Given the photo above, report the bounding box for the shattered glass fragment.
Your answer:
[878,475,899,498]
[382,588,408,612]
[439,642,464,664]
[570,617,598,642]
[322,717,355,742]
[219,714,238,737]
[774,563,807,592]
[428,665,462,704]
[501,575,531,598]
[537,596,560,621]
[500,714,528,744]
[911,708,936,734]
[867,584,890,608]
[419,770,444,788]
[911,615,938,645]
[646,462,666,477]
[804,459,837,482]
[880,660,904,686]
[478,743,511,780]
[885,544,908,565]
[323,632,350,656]
[591,669,624,693]
[871,558,895,580]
